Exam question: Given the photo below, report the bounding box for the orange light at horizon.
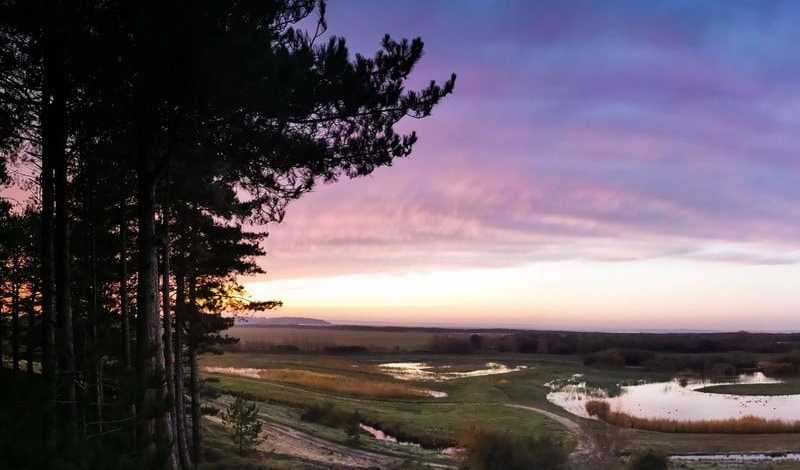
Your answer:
[242,258,800,331]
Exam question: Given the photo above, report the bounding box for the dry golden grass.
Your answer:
[585,400,800,433]
[206,366,435,399]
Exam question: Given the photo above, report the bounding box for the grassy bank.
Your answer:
[697,382,800,396]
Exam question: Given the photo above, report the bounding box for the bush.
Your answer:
[300,402,362,434]
[628,449,668,470]
[458,427,567,470]
[585,400,610,420]
[584,349,655,368]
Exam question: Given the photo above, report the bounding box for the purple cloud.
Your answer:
[256,2,800,278]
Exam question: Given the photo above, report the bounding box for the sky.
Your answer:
[243,0,800,331]
[5,1,800,331]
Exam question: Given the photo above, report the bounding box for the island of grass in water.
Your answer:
[547,372,800,428]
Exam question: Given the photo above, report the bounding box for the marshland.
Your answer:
[190,326,800,469]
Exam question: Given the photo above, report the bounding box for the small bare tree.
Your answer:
[223,397,265,455]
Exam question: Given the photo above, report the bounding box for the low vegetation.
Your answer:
[207,367,435,398]
[698,382,800,396]
[458,426,567,470]
[586,400,800,433]
[300,402,361,435]
[627,449,668,470]
[223,397,265,456]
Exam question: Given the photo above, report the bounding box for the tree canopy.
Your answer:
[0,1,454,469]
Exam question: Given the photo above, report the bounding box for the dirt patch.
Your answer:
[207,415,399,469]
[506,404,597,462]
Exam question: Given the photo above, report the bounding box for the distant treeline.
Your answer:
[430,330,800,355]
[228,326,800,356]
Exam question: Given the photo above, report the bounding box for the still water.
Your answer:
[547,372,800,421]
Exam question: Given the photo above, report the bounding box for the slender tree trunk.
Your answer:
[27,282,37,376]
[119,207,138,449]
[41,12,61,457]
[174,273,192,470]
[188,276,201,468]
[0,293,5,368]
[136,171,178,469]
[87,154,102,433]
[161,226,178,458]
[52,34,77,428]
[120,209,131,371]
[11,276,20,375]
[40,45,58,462]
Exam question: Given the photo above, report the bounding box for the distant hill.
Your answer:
[234,316,332,327]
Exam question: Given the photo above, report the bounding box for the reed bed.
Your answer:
[205,366,436,399]
[585,400,800,433]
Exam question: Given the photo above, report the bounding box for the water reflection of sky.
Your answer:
[548,373,800,421]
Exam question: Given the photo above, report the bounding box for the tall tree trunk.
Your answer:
[136,172,178,469]
[40,49,58,462]
[174,273,192,470]
[120,208,131,371]
[161,226,178,456]
[11,275,20,375]
[41,10,62,457]
[52,30,77,427]
[0,291,5,368]
[88,159,101,433]
[188,276,201,468]
[27,282,37,376]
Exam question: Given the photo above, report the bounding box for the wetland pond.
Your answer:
[547,372,800,422]
[378,361,527,381]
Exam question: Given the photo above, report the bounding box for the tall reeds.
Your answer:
[585,400,800,433]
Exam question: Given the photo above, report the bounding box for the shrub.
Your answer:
[346,411,362,444]
[223,396,265,456]
[628,449,668,470]
[469,334,484,351]
[300,402,362,435]
[585,400,610,420]
[584,349,655,368]
[458,427,567,470]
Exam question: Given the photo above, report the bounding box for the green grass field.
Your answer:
[202,353,575,449]
[201,343,800,469]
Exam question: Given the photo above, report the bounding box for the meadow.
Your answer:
[198,326,800,469]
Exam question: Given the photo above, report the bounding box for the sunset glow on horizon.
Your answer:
[236,1,800,331]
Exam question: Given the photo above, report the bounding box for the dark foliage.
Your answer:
[458,426,567,470]
[627,449,668,470]
[0,0,454,467]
